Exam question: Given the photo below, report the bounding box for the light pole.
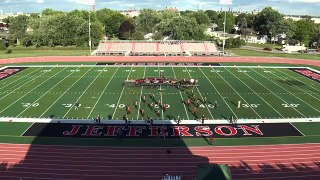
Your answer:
[223,10,226,53]
[88,11,92,54]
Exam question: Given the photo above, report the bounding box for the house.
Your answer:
[243,35,268,44]
[205,30,239,40]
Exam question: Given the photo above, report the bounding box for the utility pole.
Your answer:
[89,11,92,54]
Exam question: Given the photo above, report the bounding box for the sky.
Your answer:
[1,0,320,16]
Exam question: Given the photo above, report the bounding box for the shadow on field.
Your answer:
[0,121,211,180]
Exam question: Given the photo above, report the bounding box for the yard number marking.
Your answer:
[106,103,170,109]
[282,104,300,108]
[70,70,80,72]
[125,70,136,72]
[154,70,164,72]
[182,70,194,73]
[242,104,261,108]
[210,70,224,73]
[21,103,39,108]
[62,103,82,108]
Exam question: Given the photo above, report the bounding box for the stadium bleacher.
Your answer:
[95,40,221,56]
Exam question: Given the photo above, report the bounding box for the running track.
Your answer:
[0,143,319,180]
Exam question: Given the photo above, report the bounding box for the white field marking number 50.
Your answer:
[22,103,39,108]
[282,104,300,108]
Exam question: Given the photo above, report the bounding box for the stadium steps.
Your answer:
[203,43,209,54]
[107,43,112,51]
[132,42,136,53]
[180,43,185,52]
[156,42,160,52]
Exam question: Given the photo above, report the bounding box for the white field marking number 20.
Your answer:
[21,103,39,108]
[242,104,260,108]
[282,104,300,108]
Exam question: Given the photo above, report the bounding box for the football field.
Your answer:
[0,64,320,121]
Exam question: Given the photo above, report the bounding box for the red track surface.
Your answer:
[0,143,319,180]
[0,56,320,67]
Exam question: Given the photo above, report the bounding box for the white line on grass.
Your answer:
[273,68,320,100]
[39,67,93,118]
[158,65,164,120]
[211,67,262,118]
[136,66,146,120]
[171,67,190,120]
[185,67,214,119]
[112,65,134,119]
[20,122,35,136]
[252,68,320,114]
[243,67,306,118]
[222,67,284,118]
[0,68,52,102]
[0,68,66,115]
[289,122,305,136]
[17,67,79,117]
[198,67,238,119]
[87,67,120,119]
[62,66,108,118]
[0,67,42,91]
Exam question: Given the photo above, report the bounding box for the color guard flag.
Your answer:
[220,0,233,5]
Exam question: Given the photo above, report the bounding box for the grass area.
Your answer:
[0,46,90,59]
[228,48,320,60]
[246,43,282,49]
[1,65,319,120]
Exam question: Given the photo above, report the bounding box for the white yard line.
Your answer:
[17,68,77,117]
[0,68,51,102]
[222,67,284,118]
[198,67,238,119]
[171,67,190,120]
[0,68,66,115]
[0,67,41,91]
[19,122,35,136]
[211,67,262,118]
[62,66,107,118]
[244,68,306,118]
[289,122,306,136]
[252,68,320,114]
[111,65,134,119]
[158,65,164,120]
[87,67,120,119]
[39,67,93,118]
[273,68,320,100]
[136,66,146,120]
[185,67,214,119]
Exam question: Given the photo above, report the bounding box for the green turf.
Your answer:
[0,46,89,59]
[0,65,319,120]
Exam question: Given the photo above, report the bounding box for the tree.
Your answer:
[186,11,210,26]
[9,15,29,44]
[293,19,316,45]
[41,8,63,16]
[216,12,235,33]
[132,31,145,40]
[118,19,135,40]
[96,8,125,37]
[236,13,248,29]
[225,37,245,48]
[205,10,219,23]
[254,7,283,35]
[155,16,205,40]
[136,9,161,33]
